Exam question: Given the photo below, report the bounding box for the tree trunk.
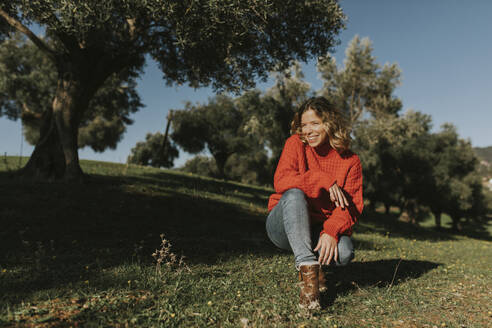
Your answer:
[214,153,228,180]
[402,200,418,225]
[384,203,390,215]
[54,77,85,181]
[451,215,462,232]
[160,111,173,157]
[433,210,442,230]
[21,69,94,181]
[21,106,66,180]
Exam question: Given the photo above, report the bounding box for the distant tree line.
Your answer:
[128,36,490,230]
[354,113,488,230]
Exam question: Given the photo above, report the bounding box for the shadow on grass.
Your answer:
[140,170,272,205]
[321,259,440,307]
[357,211,456,242]
[0,173,275,306]
[0,170,484,308]
[359,210,491,242]
[451,218,492,242]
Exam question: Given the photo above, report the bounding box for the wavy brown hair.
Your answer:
[290,97,351,153]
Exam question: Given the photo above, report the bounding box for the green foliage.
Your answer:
[0,33,143,152]
[243,63,312,164]
[353,111,434,221]
[181,151,271,186]
[1,0,345,179]
[474,146,492,180]
[354,114,488,228]
[171,70,306,184]
[127,132,178,168]
[2,0,345,92]
[0,33,55,121]
[426,124,487,229]
[180,155,219,178]
[225,151,271,186]
[317,35,402,123]
[171,94,254,178]
[484,188,492,216]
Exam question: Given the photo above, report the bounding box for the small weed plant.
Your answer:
[152,234,190,275]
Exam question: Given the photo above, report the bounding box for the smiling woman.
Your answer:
[300,110,328,148]
[293,97,351,153]
[265,96,363,309]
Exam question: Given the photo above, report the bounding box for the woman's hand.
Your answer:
[329,183,348,209]
[314,233,338,265]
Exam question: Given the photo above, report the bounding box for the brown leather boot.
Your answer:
[318,266,327,292]
[298,263,321,309]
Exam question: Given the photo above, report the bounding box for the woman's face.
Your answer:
[300,109,328,148]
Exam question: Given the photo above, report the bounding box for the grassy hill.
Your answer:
[1,157,491,327]
[474,146,492,163]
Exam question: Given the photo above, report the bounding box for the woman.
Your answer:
[266,96,363,309]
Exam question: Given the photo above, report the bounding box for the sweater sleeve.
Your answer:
[274,136,336,198]
[321,157,363,241]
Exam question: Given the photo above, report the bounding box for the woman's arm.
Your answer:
[321,157,363,241]
[273,136,336,198]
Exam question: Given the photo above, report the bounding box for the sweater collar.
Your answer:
[312,141,333,156]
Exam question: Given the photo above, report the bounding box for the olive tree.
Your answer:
[427,124,484,230]
[353,111,435,222]
[171,95,250,178]
[0,34,143,153]
[317,35,402,124]
[0,0,345,181]
[127,132,178,168]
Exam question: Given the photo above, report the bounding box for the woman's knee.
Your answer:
[338,251,354,266]
[337,236,355,266]
[265,206,291,251]
[281,188,306,203]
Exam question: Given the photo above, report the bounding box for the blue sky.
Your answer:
[1,0,491,167]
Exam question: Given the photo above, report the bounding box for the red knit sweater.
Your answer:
[268,134,363,241]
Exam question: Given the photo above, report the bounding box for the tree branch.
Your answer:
[126,18,136,39]
[21,103,44,123]
[0,8,57,62]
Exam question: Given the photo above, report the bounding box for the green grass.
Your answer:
[1,157,491,327]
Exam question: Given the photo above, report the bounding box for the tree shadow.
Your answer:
[139,170,272,205]
[361,209,491,242]
[0,173,276,306]
[448,218,492,242]
[320,259,440,307]
[0,170,480,308]
[357,210,458,242]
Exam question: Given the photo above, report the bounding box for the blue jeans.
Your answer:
[266,188,354,267]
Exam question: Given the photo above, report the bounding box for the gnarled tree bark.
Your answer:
[21,62,102,181]
[21,105,65,180]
